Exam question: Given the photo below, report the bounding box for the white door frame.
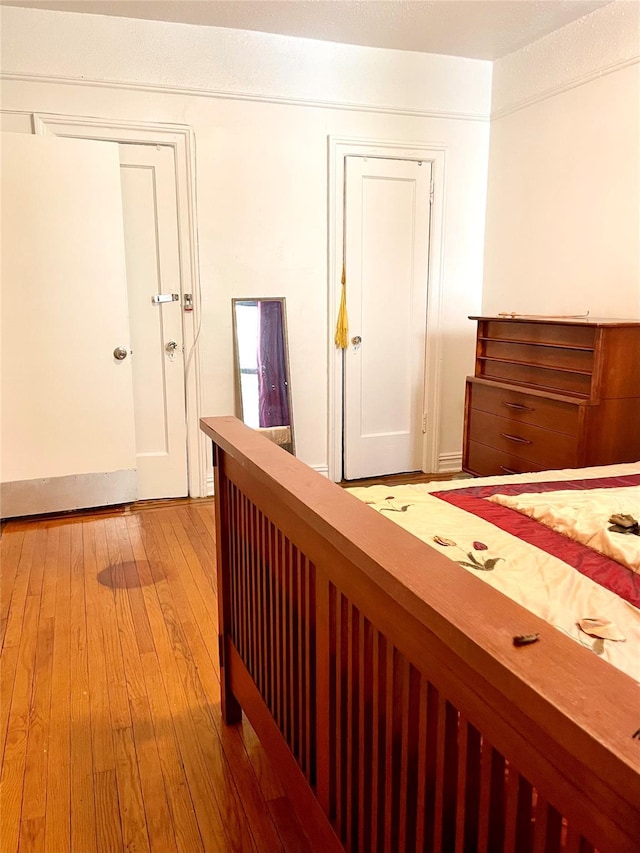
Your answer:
[328,136,447,482]
[33,113,206,498]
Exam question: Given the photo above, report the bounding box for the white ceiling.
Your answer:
[1,0,615,60]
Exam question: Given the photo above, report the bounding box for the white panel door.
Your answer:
[344,157,432,480]
[0,132,136,513]
[118,144,188,499]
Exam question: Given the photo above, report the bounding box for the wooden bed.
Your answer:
[200,415,640,853]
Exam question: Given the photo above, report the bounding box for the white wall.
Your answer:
[484,2,640,317]
[0,6,491,476]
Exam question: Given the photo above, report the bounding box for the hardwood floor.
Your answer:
[340,470,470,488]
[0,500,311,853]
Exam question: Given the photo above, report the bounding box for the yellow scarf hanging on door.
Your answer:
[334,263,349,349]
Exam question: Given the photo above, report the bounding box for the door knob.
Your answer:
[351,335,362,345]
[165,340,178,353]
[113,346,128,360]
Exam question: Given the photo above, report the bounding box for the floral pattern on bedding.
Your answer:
[431,535,503,572]
[363,495,505,572]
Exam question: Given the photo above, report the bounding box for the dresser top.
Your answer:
[469,315,640,328]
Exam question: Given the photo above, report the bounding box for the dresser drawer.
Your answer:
[465,441,546,477]
[480,339,594,373]
[466,409,579,470]
[479,360,592,396]
[466,380,580,435]
[479,319,596,348]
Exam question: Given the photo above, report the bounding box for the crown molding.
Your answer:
[1,71,490,124]
[491,54,640,121]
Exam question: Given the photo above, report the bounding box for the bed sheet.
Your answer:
[347,462,640,684]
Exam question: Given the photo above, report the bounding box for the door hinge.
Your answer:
[422,414,427,433]
[429,181,434,204]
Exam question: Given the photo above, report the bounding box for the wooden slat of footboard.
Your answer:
[213,463,241,725]
[381,639,394,852]
[240,493,249,668]
[283,538,291,749]
[296,548,305,773]
[532,797,563,853]
[461,720,482,853]
[305,555,314,784]
[362,608,372,852]
[370,630,382,852]
[404,664,421,852]
[504,768,534,853]
[397,656,411,853]
[227,643,342,852]
[253,504,262,698]
[260,512,269,710]
[285,540,292,750]
[413,674,429,851]
[454,714,481,853]
[315,571,331,814]
[333,588,344,838]
[273,527,282,730]
[565,826,596,853]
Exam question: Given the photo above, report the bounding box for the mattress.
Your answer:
[347,462,640,683]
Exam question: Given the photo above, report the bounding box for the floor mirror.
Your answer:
[232,297,295,454]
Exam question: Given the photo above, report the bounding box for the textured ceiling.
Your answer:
[0,0,615,60]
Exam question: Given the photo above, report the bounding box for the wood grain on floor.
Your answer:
[0,500,311,853]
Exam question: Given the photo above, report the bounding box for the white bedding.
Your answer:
[347,462,640,684]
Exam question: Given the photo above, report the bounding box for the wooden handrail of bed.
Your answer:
[201,415,640,853]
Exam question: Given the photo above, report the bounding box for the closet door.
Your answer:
[343,156,432,480]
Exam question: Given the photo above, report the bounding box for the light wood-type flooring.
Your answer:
[0,499,311,853]
[340,470,468,488]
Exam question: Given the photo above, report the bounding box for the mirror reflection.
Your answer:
[232,298,294,454]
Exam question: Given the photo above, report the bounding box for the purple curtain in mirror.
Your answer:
[257,301,290,428]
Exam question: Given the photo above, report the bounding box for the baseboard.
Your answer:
[437,452,463,474]
[311,465,329,478]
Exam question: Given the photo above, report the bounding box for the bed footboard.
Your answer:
[201,416,640,853]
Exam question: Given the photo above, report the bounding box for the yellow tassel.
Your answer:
[334,264,349,349]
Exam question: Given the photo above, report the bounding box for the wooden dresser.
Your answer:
[462,316,640,476]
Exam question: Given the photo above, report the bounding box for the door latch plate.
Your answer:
[151,293,179,305]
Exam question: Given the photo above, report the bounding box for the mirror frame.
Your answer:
[231,297,295,455]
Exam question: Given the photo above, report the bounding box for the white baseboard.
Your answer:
[206,471,215,496]
[311,465,329,478]
[437,452,463,474]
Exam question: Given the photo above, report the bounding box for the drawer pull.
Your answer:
[499,466,518,474]
[502,402,534,412]
[501,432,532,445]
